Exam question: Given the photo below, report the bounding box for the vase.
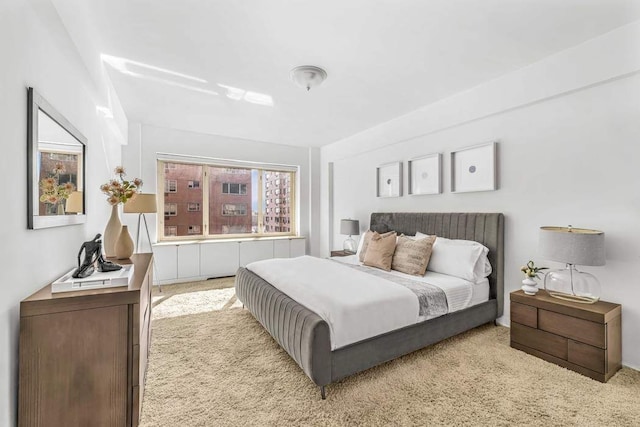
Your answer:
[115,225,134,260]
[104,204,122,257]
[57,202,65,215]
[521,277,539,295]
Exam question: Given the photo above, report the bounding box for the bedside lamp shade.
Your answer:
[340,219,360,253]
[538,226,605,304]
[65,191,83,214]
[340,219,360,236]
[124,193,157,213]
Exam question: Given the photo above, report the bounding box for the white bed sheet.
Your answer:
[331,254,490,318]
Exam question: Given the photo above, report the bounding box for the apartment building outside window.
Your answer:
[158,157,297,240]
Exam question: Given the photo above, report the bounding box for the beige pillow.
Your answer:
[363,232,397,271]
[392,235,436,276]
[359,230,395,262]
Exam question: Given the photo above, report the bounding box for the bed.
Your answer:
[235,212,504,399]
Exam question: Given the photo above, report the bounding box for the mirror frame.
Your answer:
[27,87,87,229]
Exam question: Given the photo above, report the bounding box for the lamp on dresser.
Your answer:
[340,219,360,253]
[538,225,605,304]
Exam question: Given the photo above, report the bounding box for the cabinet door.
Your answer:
[153,245,177,282]
[200,242,240,277]
[273,239,290,258]
[239,240,274,267]
[177,244,200,278]
[19,305,129,427]
[290,238,306,257]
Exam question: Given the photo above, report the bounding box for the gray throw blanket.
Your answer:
[335,262,449,319]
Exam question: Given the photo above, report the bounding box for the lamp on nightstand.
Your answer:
[538,225,605,304]
[340,219,360,253]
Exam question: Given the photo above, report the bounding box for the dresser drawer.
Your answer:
[539,309,605,348]
[568,340,605,374]
[511,302,537,328]
[511,322,567,360]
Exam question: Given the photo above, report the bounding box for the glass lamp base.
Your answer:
[544,265,600,304]
[343,236,356,253]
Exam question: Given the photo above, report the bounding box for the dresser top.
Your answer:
[21,253,152,317]
[511,289,621,323]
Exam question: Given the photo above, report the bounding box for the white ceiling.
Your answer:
[52,0,640,147]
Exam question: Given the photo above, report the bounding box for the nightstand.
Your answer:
[330,250,355,257]
[510,290,621,382]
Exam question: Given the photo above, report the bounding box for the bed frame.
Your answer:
[235,212,504,399]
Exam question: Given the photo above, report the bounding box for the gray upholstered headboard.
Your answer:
[370,212,505,317]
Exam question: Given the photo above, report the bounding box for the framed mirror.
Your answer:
[27,87,87,229]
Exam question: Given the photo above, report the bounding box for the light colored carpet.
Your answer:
[141,280,640,426]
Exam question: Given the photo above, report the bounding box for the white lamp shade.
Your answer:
[340,219,360,236]
[65,191,83,213]
[124,193,157,213]
[538,226,605,266]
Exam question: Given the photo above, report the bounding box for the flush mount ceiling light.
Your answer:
[290,65,327,91]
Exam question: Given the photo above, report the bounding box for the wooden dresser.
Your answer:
[510,289,621,382]
[19,253,153,427]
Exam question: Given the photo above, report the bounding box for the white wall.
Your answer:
[122,123,321,256]
[321,22,640,369]
[0,1,127,425]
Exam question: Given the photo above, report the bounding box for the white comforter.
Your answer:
[246,256,419,350]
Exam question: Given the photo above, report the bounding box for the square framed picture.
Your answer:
[408,153,442,195]
[451,142,497,193]
[376,161,403,198]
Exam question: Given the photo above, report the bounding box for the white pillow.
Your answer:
[427,236,491,282]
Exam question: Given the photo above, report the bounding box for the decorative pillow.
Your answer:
[415,231,435,240]
[392,235,436,276]
[363,232,397,271]
[427,236,490,282]
[358,230,395,262]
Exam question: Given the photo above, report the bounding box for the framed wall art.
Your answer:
[376,161,403,198]
[450,142,497,193]
[408,153,442,195]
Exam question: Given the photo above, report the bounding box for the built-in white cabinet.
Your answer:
[154,244,177,282]
[200,241,240,278]
[290,239,306,258]
[177,244,200,278]
[239,240,274,267]
[273,239,290,258]
[153,237,306,285]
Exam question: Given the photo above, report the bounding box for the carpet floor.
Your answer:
[141,279,640,426]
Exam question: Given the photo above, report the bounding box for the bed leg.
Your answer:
[494,319,498,326]
[242,304,245,309]
[320,386,326,400]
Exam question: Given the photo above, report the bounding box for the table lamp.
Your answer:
[538,225,605,304]
[340,219,360,253]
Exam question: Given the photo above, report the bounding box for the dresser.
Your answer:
[510,289,621,382]
[19,253,153,427]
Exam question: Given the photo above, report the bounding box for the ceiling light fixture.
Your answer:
[290,65,327,91]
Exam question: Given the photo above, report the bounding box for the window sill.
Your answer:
[153,235,305,247]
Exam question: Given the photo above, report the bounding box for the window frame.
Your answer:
[157,156,297,242]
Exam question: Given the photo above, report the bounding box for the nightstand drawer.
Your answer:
[511,322,567,360]
[511,302,537,328]
[568,340,605,374]
[539,309,605,348]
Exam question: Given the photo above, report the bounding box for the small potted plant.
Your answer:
[520,260,548,295]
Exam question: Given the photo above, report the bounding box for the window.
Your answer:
[165,180,177,193]
[164,203,177,216]
[158,158,296,240]
[222,183,247,195]
[222,204,247,216]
